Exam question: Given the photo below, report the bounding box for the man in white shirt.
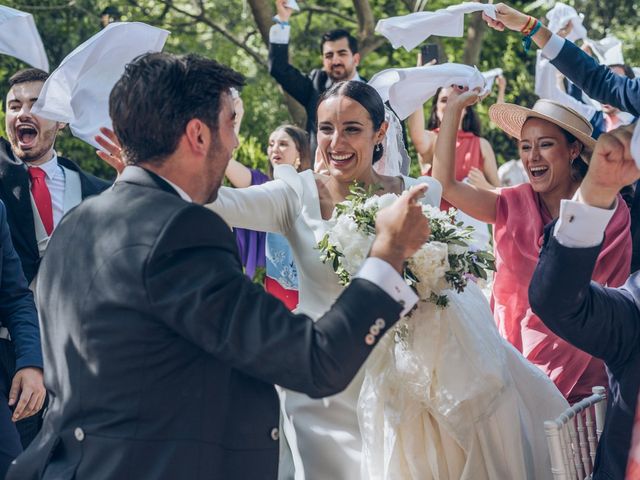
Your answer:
[529,123,640,479]
[268,0,364,151]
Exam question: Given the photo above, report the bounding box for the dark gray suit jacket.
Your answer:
[8,166,404,480]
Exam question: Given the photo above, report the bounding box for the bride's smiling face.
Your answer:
[317,95,386,183]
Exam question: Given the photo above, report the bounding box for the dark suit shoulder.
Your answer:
[57,156,112,194]
[149,203,237,259]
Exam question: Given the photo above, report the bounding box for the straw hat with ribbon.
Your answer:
[489,99,596,160]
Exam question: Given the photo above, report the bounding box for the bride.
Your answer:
[206,80,568,480]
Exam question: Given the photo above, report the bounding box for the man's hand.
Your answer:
[9,367,45,422]
[370,184,431,272]
[275,0,293,23]
[482,3,529,32]
[95,127,126,175]
[579,125,639,209]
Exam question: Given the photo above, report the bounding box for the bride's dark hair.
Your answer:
[316,81,386,163]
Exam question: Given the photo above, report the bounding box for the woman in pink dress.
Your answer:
[432,88,631,404]
[409,86,500,210]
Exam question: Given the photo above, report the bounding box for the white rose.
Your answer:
[376,193,398,210]
[448,243,468,256]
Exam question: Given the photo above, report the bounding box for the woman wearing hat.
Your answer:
[433,88,632,404]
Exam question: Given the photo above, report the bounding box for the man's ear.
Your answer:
[56,122,67,132]
[184,118,211,155]
[353,52,361,67]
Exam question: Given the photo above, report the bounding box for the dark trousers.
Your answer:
[0,341,22,479]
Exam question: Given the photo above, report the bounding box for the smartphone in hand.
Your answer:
[420,44,440,65]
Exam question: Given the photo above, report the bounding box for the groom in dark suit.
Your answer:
[529,124,640,479]
[7,53,430,480]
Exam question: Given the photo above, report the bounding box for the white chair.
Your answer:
[545,386,607,480]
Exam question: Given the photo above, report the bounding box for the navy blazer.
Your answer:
[529,231,640,480]
[0,200,41,372]
[551,39,640,117]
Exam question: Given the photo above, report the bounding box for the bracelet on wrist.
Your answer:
[522,20,542,53]
[520,16,536,35]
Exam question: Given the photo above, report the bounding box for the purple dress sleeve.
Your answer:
[233,169,270,279]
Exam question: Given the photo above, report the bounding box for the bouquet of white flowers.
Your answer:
[318,184,495,308]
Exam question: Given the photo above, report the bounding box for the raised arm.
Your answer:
[432,89,499,223]
[484,2,640,116]
[207,165,302,234]
[407,107,436,171]
[268,0,317,108]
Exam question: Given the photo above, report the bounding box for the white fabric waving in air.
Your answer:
[482,68,503,91]
[376,3,497,51]
[0,5,48,71]
[31,22,169,150]
[369,63,488,121]
[546,3,587,42]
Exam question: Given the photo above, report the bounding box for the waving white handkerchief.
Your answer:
[369,63,487,120]
[31,22,169,150]
[376,2,496,51]
[632,121,640,169]
[586,35,624,66]
[285,0,300,11]
[482,68,503,91]
[0,5,48,71]
[546,3,587,42]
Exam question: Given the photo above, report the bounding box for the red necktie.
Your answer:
[28,166,53,235]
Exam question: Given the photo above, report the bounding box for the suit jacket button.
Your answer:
[74,427,85,442]
[365,333,375,345]
[369,325,380,336]
[375,318,386,329]
[270,427,279,441]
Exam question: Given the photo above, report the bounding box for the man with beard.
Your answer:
[1,68,110,448]
[268,0,363,151]
[2,68,110,286]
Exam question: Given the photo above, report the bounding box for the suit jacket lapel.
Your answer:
[0,139,39,258]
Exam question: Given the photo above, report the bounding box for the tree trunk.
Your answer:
[463,11,487,66]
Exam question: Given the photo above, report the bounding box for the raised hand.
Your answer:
[482,3,529,32]
[468,167,494,190]
[447,87,481,110]
[579,124,639,209]
[9,367,46,422]
[95,127,126,175]
[370,184,431,273]
[275,0,293,23]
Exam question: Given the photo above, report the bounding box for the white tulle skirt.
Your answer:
[358,282,569,480]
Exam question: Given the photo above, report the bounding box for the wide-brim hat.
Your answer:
[489,99,596,158]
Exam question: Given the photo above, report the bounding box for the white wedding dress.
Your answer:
[208,164,568,480]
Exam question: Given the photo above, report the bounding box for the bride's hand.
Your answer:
[371,184,431,273]
[95,127,126,175]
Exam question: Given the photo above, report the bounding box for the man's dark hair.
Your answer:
[8,68,49,88]
[320,29,358,55]
[109,52,245,165]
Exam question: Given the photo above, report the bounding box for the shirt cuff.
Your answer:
[541,33,565,60]
[553,197,617,248]
[269,23,290,44]
[355,257,418,317]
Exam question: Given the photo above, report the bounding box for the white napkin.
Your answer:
[546,3,587,42]
[632,121,640,169]
[586,36,624,66]
[0,5,48,71]
[482,68,503,91]
[285,0,300,11]
[369,63,488,120]
[31,22,169,150]
[376,2,496,51]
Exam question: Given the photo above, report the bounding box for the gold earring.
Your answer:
[294,157,300,170]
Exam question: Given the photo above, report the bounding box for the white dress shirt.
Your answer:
[34,153,65,229]
[553,195,616,248]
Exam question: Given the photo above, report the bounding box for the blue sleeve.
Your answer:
[529,232,640,371]
[551,40,640,116]
[0,201,42,371]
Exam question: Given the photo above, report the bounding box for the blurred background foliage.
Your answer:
[0,0,638,179]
